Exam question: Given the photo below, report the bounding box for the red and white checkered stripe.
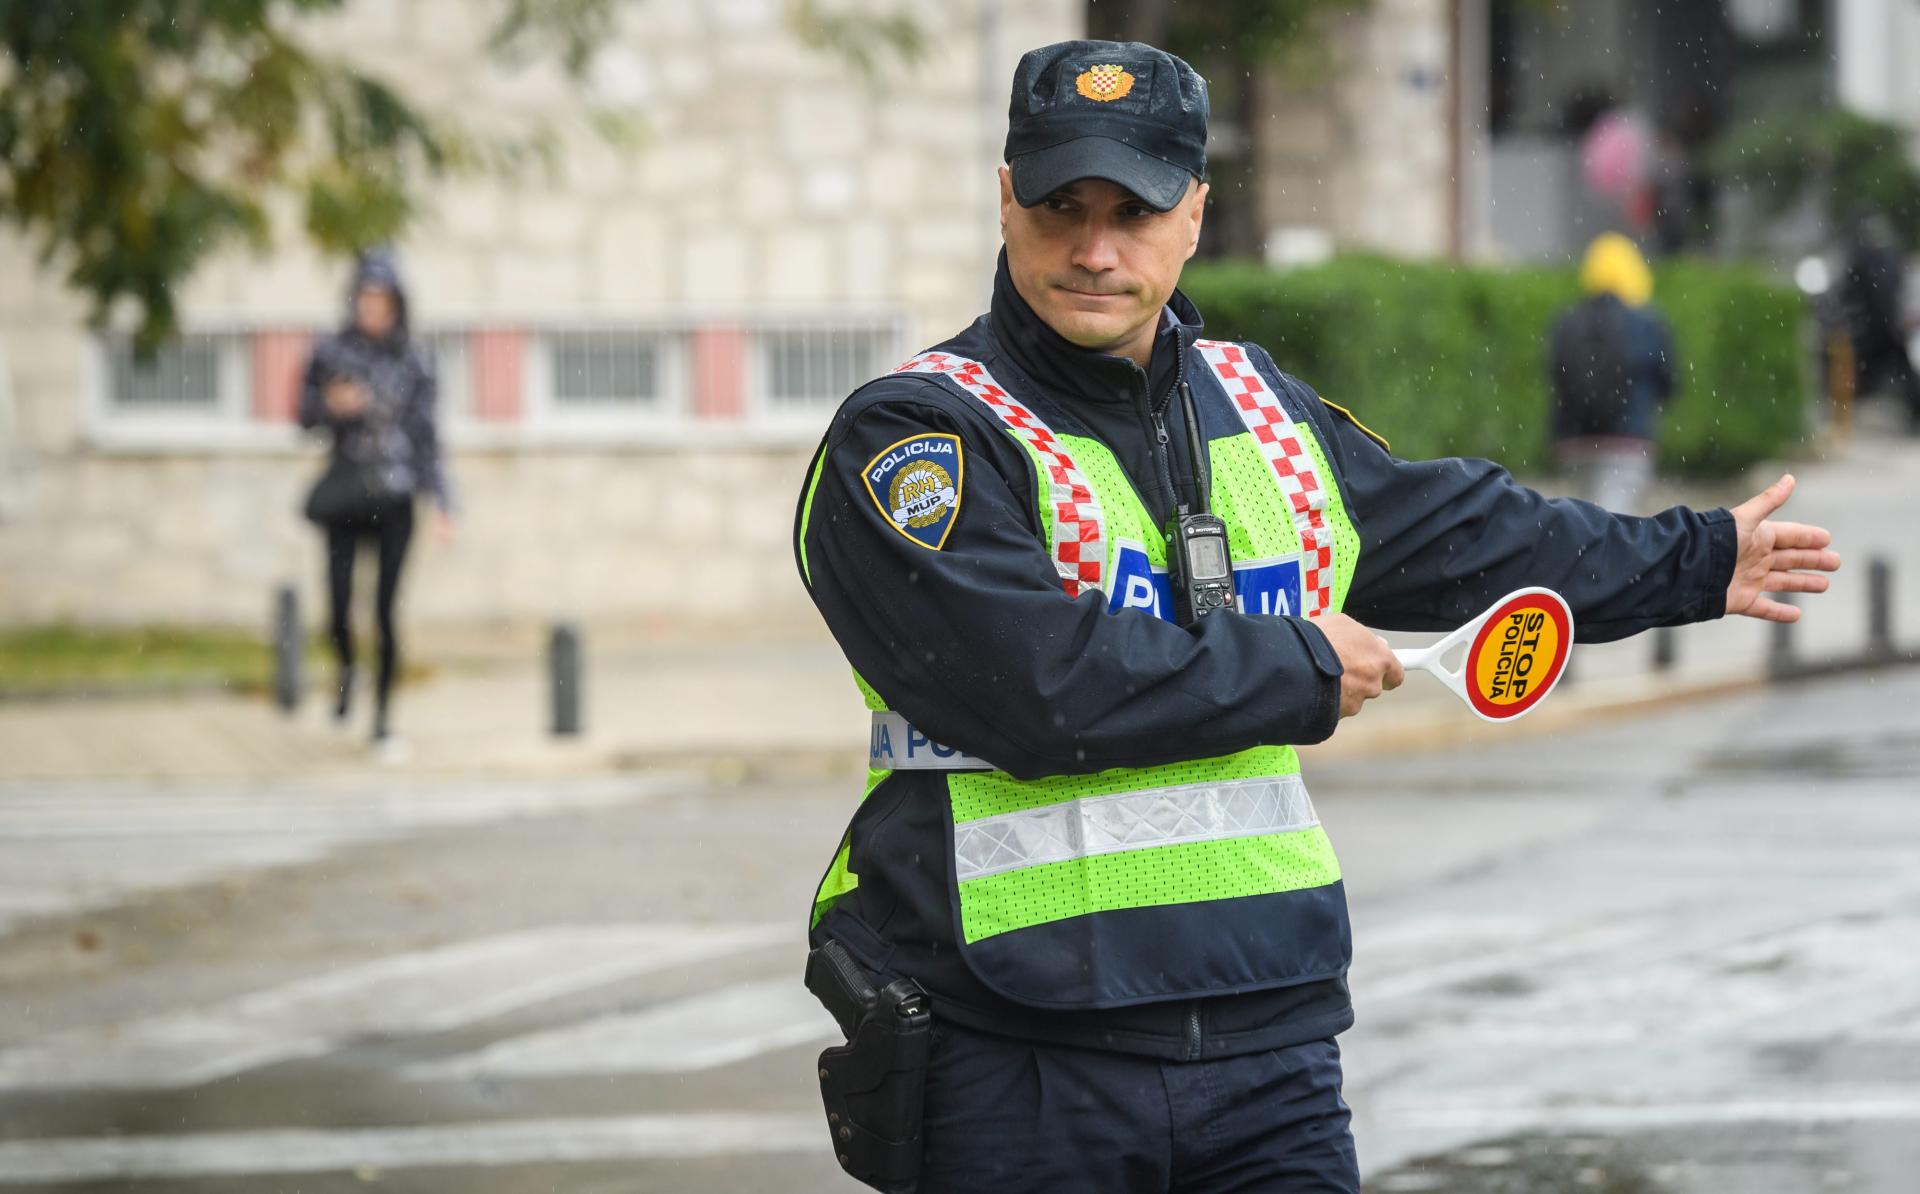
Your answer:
[893,351,1106,598]
[1193,340,1334,618]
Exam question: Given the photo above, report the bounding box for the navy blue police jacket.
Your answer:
[794,251,1736,1060]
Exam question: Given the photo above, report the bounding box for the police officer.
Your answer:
[794,40,1839,1194]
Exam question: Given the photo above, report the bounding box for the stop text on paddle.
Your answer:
[1392,587,1574,723]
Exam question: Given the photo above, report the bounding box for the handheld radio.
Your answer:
[1166,380,1235,626]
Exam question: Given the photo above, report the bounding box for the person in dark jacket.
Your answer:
[794,40,1839,1194]
[1838,210,1920,433]
[1547,233,1677,513]
[297,249,455,754]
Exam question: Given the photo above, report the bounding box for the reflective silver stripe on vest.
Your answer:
[953,775,1316,881]
[869,711,995,771]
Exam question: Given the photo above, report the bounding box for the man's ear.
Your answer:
[998,166,1015,238]
[1185,181,1209,260]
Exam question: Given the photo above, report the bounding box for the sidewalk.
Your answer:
[4,425,1917,784]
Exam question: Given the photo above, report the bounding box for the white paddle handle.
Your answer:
[1395,643,1464,686]
[1393,644,1435,670]
[1393,611,1480,680]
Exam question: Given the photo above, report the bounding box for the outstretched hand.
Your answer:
[1725,474,1840,623]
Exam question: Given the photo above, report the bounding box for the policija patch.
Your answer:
[863,433,963,550]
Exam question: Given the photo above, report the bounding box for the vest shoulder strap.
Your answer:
[891,350,1106,598]
[1191,339,1336,618]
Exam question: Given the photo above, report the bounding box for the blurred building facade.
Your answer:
[3,0,1914,633]
[1203,0,1920,268]
[0,0,1074,632]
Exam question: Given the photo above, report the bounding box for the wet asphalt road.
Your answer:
[0,668,1917,1192]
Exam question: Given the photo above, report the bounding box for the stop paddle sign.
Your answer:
[1392,588,1574,723]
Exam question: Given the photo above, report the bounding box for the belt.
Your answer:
[869,712,995,771]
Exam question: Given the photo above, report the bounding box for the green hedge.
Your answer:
[1180,256,1810,476]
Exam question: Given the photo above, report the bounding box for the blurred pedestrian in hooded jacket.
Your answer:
[1547,233,1677,513]
[297,248,455,755]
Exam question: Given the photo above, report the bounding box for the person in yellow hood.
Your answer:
[1548,233,1676,512]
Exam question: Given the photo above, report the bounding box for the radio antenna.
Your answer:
[1181,381,1210,516]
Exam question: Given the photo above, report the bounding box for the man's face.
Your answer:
[1000,168,1207,356]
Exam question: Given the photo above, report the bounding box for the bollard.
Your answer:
[1868,557,1894,661]
[272,584,303,714]
[1651,625,1676,673]
[550,622,582,737]
[1767,597,1798,679]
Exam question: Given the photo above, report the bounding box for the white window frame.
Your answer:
[744,313,909,435]
[85,331,291,452]
[79,312,913,452]
[522,324,692,437]
[416,328,477,430]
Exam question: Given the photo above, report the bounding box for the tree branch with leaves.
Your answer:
[0,0,918,352]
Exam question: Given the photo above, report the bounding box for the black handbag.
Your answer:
[302,456,387,526]
[303,379,396,525]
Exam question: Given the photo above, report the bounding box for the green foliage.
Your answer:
[1160,0,1367,69]
[489,0,621,74]
[0,1,476,352]
[789,0,922,82]
[1087,0,1369,68]
[0,624,280,696]
[1712,108,1920,249]
[0,623,436,697]
[0,1,922,354]
[1181,256,1809,478]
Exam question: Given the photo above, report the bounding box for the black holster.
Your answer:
[805,939,931,1193]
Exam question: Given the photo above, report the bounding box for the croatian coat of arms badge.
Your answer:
[1075,64,1136,102]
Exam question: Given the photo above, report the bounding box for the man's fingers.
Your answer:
[1743,596,1803,623]
[1764,521,1834,551]
[1767,547,1843,572]
[1736,473,1795,525]
[1764,571,1829,594]
[1378,636,1405,690]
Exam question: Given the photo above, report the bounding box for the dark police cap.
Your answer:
[1004,40,1208,213]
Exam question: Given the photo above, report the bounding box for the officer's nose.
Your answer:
[1070,221,1122,275]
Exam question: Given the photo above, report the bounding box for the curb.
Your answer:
[5,657,1912,787]
[1298,667,1771,762]
[617,669,1783,780]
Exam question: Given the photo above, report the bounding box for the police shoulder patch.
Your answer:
[862,433,964,550]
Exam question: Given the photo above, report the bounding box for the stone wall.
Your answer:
[0,442,821,632]
[0,0,1079,632]
[1250,0,1456,263]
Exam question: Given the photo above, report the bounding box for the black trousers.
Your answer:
[917,1023,1359,1194]
[323,497,415,728]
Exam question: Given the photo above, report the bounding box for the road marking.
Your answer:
[1362,912,1920,1047]
[408,978,837,1079]
[0,1113,824,1185]
[0,923,790,1090]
